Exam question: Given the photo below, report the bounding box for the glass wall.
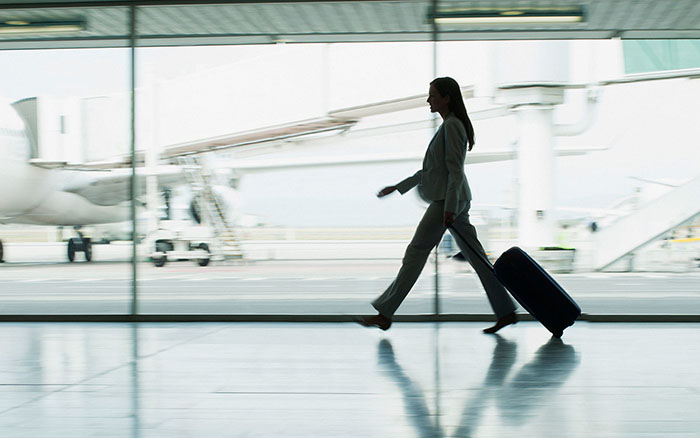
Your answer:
[133,41,438,315]
[624,40,700,74]
[1,2,699,317]
[0,9,133,314]
[433,39,700,315]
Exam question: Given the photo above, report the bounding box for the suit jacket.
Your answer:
[395,114,472,214]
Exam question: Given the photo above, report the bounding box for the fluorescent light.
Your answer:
[430,6,585,25]
[436,15,584,24]
[0,20,85,35]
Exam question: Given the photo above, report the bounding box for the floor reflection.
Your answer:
[378,339,444,438]
[7,323,697,437]
[378,335,579,437]
[130,324,141,438]
[499,337,580,426]
[452,335,518,437]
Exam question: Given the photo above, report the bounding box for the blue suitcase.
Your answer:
[449,227,581,338]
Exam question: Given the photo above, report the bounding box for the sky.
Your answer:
[0,40,698,228]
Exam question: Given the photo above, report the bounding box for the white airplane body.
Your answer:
[0,104,130,227]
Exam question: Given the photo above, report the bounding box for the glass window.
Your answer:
[434,39,700,316]
[623,40,700,74]
[134,40,438,315]
[0,43,133,314]
[1,2,698,319]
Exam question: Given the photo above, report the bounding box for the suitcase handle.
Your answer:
[447,225,496,274]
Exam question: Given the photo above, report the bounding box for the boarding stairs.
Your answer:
[593,173,700,270]
[177,155,244,260]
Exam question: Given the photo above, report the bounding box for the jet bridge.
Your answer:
[593,173,700,271]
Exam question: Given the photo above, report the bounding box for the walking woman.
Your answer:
[356,77,518,334]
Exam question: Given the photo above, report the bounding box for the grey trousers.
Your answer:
[372,201,516,319]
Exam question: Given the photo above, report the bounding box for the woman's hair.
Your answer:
[430,77,475,150]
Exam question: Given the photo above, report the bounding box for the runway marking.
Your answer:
[4,275,694,287]
[0,294,379,301]
[638,273,670,278]
[17,278,62,283]
[2,294,697,303]
[581,274,611,279]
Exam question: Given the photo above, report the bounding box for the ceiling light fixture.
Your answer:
[429,6,585,25]
[0,19,85,35]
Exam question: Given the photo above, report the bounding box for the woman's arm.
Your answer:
[395,170,423,195]
[377,170,422,198]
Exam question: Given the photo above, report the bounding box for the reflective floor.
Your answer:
[0,322,699,437]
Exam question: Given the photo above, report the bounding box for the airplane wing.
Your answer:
[61,165,185,206]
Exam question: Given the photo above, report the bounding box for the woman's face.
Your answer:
[427,84,449,114]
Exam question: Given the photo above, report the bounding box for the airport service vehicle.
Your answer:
[148,220,212,267]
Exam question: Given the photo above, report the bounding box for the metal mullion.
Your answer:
[432,0,439,317]
[130,3,138,316]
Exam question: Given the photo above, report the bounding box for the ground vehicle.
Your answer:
[148,221,212,267]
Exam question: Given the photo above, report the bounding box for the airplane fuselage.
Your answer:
[0,102,129,227]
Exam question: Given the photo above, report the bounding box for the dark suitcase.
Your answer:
[448,227,581,338]
[493,247,581,338]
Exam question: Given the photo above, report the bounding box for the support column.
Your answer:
[496,86,565,249]
[514,104,556,248]
[493,41,570,250]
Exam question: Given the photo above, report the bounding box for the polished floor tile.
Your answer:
[0,322,698,437]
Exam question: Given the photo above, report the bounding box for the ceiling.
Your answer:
[0,0,698,50]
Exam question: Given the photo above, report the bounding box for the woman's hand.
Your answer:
[377,186,397,198]
[444,211,456,227]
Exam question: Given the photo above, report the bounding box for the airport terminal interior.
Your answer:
[1,0,699,436]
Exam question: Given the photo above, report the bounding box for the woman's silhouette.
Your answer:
[357,77,518,333]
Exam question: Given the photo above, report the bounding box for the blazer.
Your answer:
[395,114,472,214]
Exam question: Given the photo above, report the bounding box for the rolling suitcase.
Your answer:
[448,226,581,338]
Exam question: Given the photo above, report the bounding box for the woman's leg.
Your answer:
[371,202,446,318]
[449,207,517,319]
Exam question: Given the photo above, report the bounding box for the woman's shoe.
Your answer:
[483,312,518,334]
[354,314,392,331]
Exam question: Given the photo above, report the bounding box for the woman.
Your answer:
[356,77,518,334]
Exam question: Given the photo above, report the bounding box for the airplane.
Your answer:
[0,101,184,262]
[5,66,694,265]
